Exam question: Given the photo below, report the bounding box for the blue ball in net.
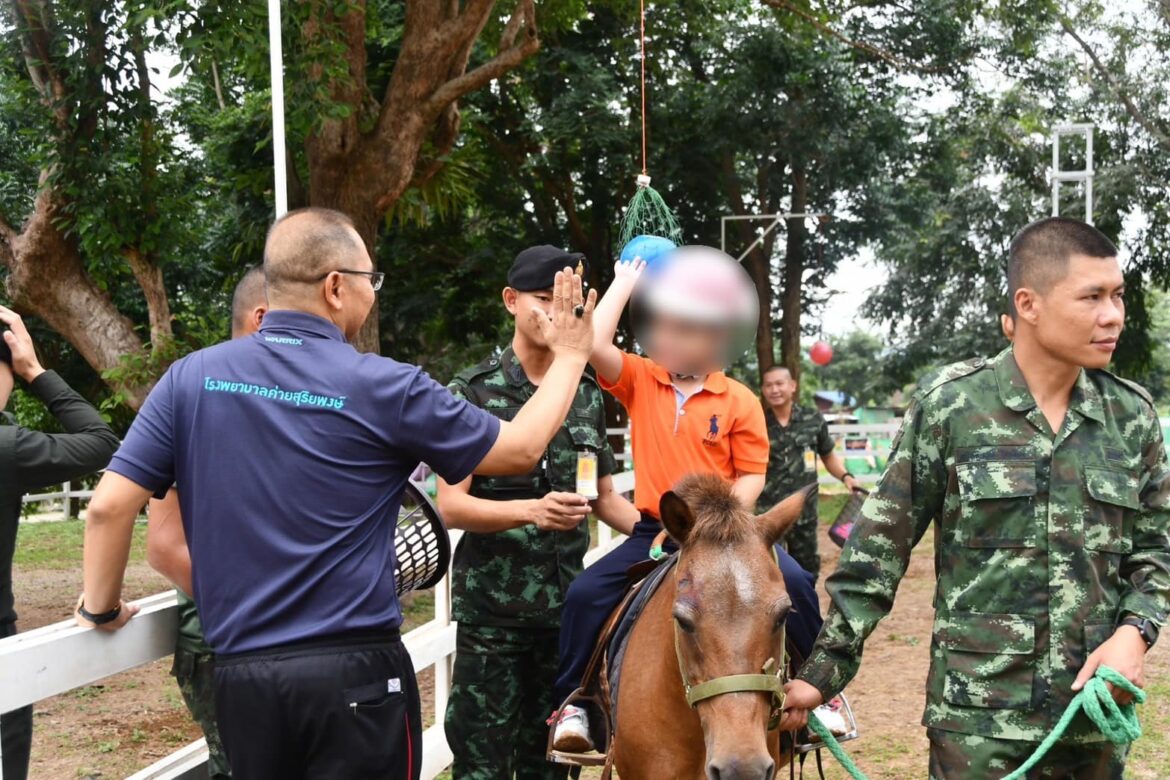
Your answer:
[620,235,677,272]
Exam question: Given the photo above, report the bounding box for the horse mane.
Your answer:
[673,473,759,545]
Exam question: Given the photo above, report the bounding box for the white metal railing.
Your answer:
[0,470,635,780]
[20,482,95,521]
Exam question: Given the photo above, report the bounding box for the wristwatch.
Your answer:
[78,601,122,626]
[1119,615,1159,648]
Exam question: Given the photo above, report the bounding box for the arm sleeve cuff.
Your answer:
[441,414,501,485]
[795,653,845,702]
[733,459,768,475]
[106,454,173,496]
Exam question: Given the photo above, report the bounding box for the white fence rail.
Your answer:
[0,471,635,780]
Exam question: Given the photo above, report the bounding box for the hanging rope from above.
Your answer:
[617,0,682,249]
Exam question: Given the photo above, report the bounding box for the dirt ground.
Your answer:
[11,509,1170,779]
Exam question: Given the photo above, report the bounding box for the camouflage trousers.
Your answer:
[445,624,568,780]
[927,728,1126,779]
[780,502,821,579]
[172,646,231,778]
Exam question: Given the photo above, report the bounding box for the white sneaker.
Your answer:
[551,704,594,752]
[813,698,849,737]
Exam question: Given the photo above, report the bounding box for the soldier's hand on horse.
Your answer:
[0,304,46,382]
[533,269,597,362]
[1072,624,1147,704]
[528,492,591,532]
[779,679,823,731]
[843,474,861,492]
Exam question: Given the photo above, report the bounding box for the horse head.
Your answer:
[659,474,810,780]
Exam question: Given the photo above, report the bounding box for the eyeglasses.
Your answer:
[317,269,385,291]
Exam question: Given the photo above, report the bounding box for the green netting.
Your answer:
[618,179,683,248]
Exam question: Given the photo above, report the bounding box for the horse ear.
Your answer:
[757,484,815,545]
[659,491,695,545]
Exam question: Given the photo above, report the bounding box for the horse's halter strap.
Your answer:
[671,553,789,731]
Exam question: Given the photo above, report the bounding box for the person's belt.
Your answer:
[218,628,402,663]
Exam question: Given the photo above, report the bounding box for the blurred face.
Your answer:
[504,286,555,349]
[647,316,723,376]
[1016,254,1125,370]
[761,367,796,408]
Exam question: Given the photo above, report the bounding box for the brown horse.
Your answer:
[612,474,808,780]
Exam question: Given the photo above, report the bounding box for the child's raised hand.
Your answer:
[613,257,647,282]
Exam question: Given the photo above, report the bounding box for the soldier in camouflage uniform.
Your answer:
[438,246,639,780]
[144,268,267,779]
[784,217,1169,779]
[173,593,230,778]
[758,365,860,578]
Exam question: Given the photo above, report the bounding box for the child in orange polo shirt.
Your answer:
[551,250,825,751]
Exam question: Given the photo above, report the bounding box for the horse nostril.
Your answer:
[706,764,722,780]
[763,760,776,780]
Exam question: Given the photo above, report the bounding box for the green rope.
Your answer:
[803,666,1144,780]
[807,713,869,780]
[1001,666,1144,780]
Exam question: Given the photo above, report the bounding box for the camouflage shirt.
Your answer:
[447,347,616,628]
[175,590,212,655]
[756,403,834,518]
[799,347,1170,742]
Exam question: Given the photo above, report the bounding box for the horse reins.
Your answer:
[670,552,789,731]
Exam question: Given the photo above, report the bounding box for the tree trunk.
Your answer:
[779,166,807,382]
[1,189,151,408]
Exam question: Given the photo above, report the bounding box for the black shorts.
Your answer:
[214,631,421,780]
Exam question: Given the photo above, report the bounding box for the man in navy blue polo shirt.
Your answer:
[75,207,598,780]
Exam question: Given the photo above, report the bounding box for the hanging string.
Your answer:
[639,0,647,176]
[617,0,682,247]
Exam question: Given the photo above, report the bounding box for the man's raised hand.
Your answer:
[532,268,597,363]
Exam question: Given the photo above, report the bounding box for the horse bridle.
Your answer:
[671,555,789,731]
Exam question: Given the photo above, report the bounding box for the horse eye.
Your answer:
[674,613,697,634]
[773,607,791,632]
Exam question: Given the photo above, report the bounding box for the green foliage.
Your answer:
[806,331,902,407]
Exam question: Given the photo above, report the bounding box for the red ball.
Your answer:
[810,341,833,366]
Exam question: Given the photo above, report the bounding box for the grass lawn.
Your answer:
[13,518,149,570]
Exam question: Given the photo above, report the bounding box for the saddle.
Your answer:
[546,550,677,771]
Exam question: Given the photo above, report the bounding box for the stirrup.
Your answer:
[796,692,860,755]
[546,688,613,767]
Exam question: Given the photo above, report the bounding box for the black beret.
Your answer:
[507,245,587,291]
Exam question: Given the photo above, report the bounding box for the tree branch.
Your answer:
[1058,15,1170,153]
[762,0,945,74]
[12,0,70,128]
[423,0,538,116]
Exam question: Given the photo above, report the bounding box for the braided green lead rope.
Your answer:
[803,666,1144,780]
[806,714,869,780]
[1001,666,1144,780]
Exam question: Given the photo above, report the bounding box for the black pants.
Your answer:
[1,621,32,780]
[214,632,421,780]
